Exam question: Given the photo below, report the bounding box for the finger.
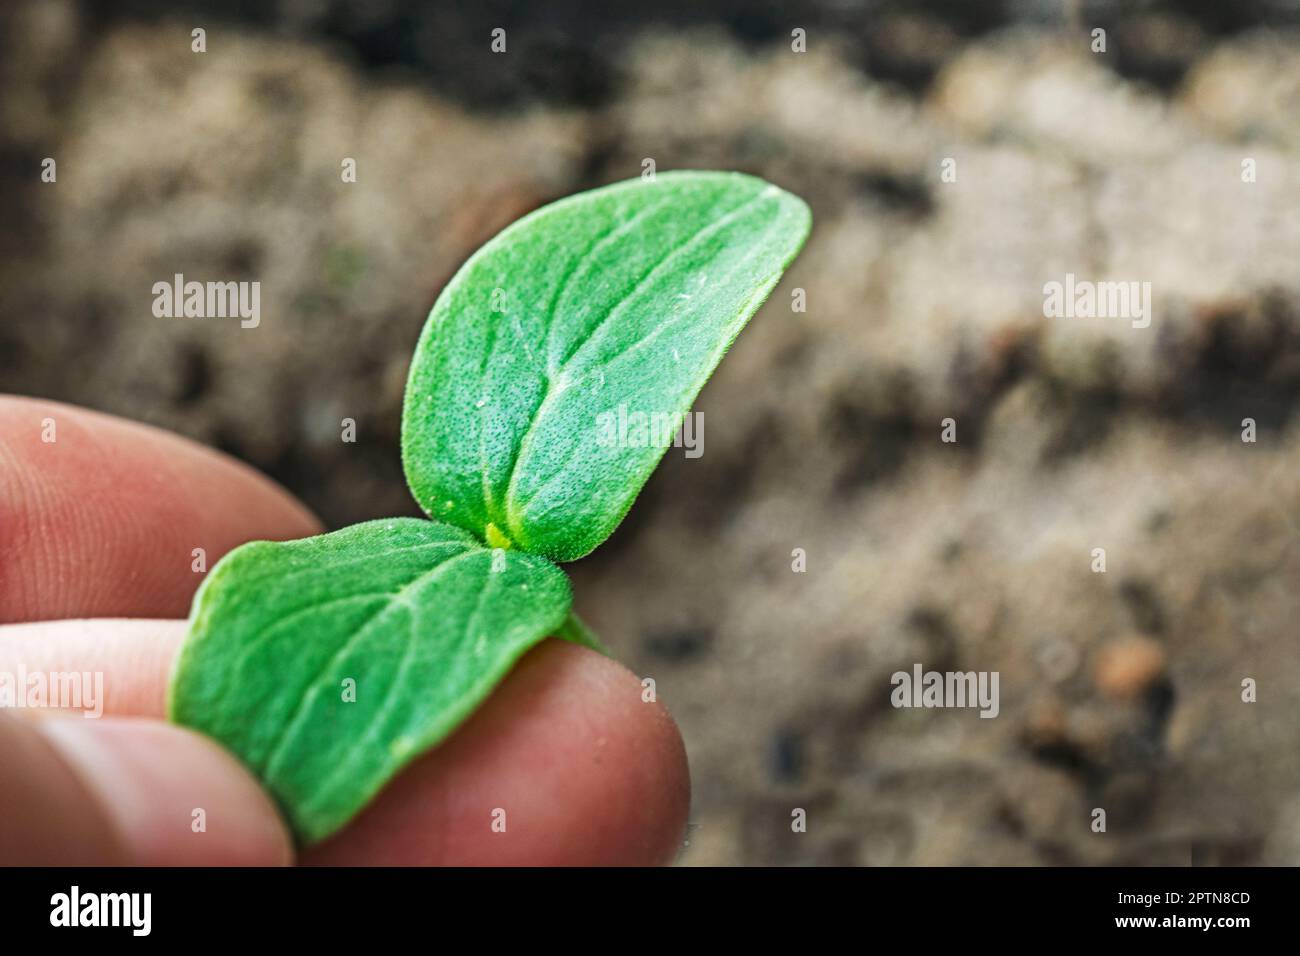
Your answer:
[0,619,181,718]
[0,395,321,622]
[0,619,691,865]
[0,712,292,866]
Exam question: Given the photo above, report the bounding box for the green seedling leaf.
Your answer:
[168,518,571,843]
[169,172,812,845]
[402,170,811,561]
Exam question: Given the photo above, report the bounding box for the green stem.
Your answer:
[556,610,610,657]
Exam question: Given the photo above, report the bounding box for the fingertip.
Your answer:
[549,643,692,865]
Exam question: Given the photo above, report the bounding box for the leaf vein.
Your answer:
[303,564,499,813]
[258,548,482,782]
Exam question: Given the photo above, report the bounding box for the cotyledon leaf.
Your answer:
[167,518,572,844]
[401,170,812,561]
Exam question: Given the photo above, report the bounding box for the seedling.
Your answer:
[167,171,811,843]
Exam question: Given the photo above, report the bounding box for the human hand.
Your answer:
[0,396,689,865]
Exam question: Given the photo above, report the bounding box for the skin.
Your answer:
[0,396,690,865]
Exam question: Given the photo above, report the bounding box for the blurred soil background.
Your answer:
[2,0,1298,864]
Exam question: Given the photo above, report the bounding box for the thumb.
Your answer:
[0,712,292,866]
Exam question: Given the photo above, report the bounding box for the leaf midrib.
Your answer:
[477,192,676,533]
[498,186,776,543]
